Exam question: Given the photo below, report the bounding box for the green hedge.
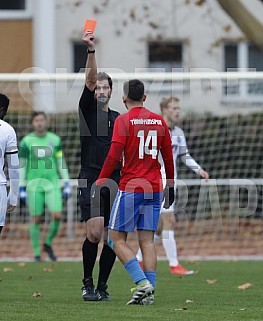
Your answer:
[5,111,263,179]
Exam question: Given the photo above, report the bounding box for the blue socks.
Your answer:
[124,258,156,286]
[144,271,156,287]
[124,258,147,285]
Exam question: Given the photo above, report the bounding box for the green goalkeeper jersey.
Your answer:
[19,131,68,185]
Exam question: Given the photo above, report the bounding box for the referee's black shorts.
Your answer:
[78,169,120,226]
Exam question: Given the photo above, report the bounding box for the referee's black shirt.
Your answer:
[79,85,120,173]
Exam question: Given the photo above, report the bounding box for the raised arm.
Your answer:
[82,31,97,90]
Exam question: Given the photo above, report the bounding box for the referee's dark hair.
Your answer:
[0,93,10,120]
[97,72,113,90]
[31,111,48,123]
[123,79,145,102]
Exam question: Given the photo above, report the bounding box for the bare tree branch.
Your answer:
[217,0,263,52]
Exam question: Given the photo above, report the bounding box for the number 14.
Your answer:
[137,130,158,159]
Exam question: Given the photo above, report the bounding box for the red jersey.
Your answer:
[98,106,174,192]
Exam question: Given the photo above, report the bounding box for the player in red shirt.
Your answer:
[95,79,174,305]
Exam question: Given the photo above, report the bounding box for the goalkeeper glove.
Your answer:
[163,186,175,209]
[63,182,71,200]
[19,186,27,206]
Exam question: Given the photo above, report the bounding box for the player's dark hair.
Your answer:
[0,93,10,120]
[31,111,47,123]
[123,79,145,102]
[97,72,113,90]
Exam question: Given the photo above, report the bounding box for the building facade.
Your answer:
[1,0,263,114]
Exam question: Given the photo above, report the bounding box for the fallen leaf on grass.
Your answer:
[186,299,194,303]
[185,260,197,265]
[42,267,53,273]
[32,292,41,298]
[3,268,13,272]
[195,0,205,6]
[17,262,27,267]
[207,279,218,284]
[238,283,252,290]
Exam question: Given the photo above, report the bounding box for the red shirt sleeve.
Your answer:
[112,115,128,145]
[161,124,174,186]
[97,142,124,186]
[97,115,128,185]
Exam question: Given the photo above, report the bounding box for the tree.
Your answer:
[217,0,263,52]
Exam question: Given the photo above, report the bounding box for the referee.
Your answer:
[78,30,120,301]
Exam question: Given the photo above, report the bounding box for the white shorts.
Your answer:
[160,200,175,214]
[0,185,7,226]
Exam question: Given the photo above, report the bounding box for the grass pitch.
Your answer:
[0,260,262,321]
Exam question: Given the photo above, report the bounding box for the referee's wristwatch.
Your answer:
[87,49,95,54]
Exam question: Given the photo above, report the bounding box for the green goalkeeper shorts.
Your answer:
[27,178,63,216]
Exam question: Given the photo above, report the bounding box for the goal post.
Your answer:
[1,71,262,261]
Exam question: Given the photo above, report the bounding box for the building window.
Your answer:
[0,0,31,18]
[148,42,184,72]
[224,42,263,99]
[147,42,187,93]
[224,44,238,71]
[0,0,25,10]
[73,43,87,73]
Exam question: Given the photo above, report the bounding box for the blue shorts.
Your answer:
[109,191,163,232]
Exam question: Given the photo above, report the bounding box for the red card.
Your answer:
[83,19,97,33]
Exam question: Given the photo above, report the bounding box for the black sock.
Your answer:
[97,244,116,289]
[82,238,98,280]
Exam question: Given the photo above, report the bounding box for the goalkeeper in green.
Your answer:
[19,112,71,262]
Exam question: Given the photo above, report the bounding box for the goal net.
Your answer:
[0,71,262,261]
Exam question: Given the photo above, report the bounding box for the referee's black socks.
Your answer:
[82,238,98,280]
[97,244,116,289]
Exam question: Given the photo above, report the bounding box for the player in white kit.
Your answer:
[0,94,19,234]
[136,96,209,275]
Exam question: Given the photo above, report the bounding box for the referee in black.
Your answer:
[78,30,120,301]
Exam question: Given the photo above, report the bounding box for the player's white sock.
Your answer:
[136,248,143,262]
[162,230,179,267]
[136,234,161,262]
[154,233,160,243]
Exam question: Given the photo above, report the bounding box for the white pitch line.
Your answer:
[1,255,263,262]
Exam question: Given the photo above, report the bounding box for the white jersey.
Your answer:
[0,119,18,185]
[160,125,200,185]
